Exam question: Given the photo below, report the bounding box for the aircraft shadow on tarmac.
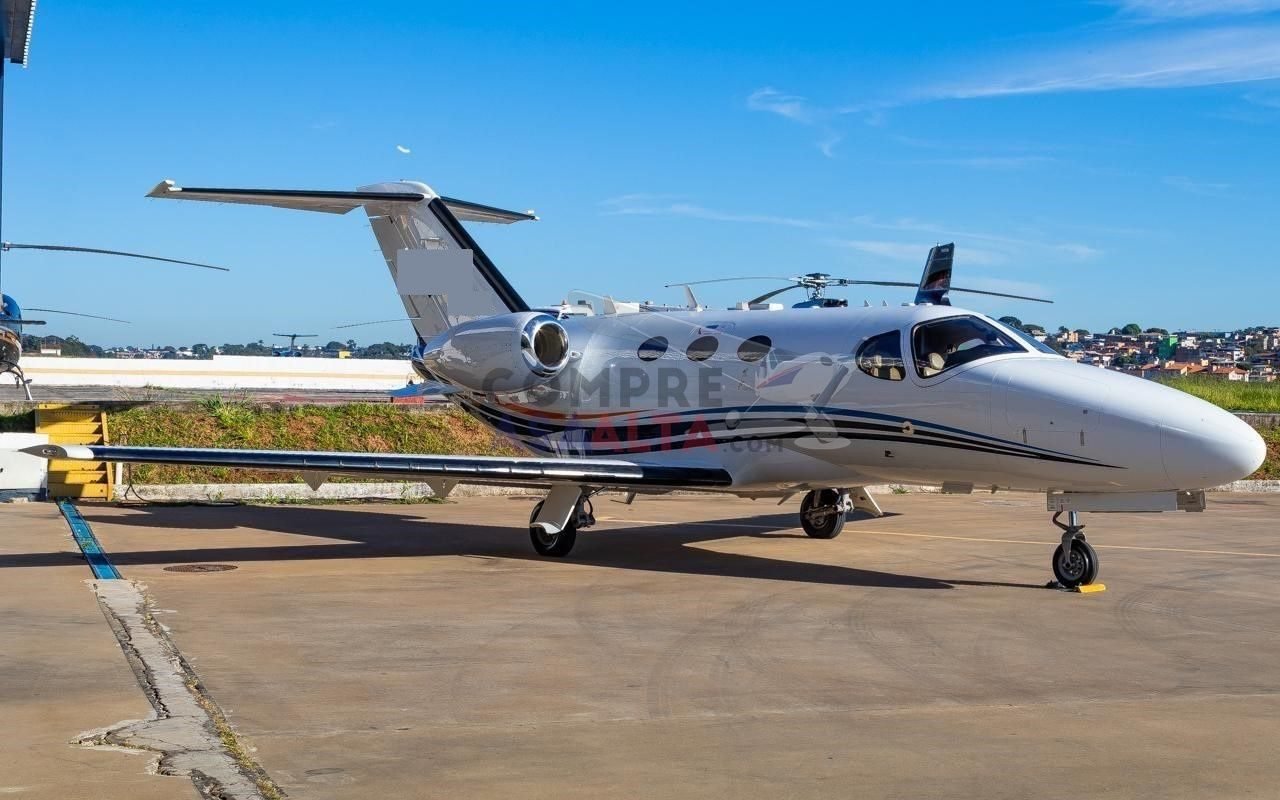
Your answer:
[8,503,1041,591]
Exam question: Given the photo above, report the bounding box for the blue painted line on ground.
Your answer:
[57,500,121,580]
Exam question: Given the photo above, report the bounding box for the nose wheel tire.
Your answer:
[1052,537,1099,588]
[528,500,579,557]
[800,489,846,539]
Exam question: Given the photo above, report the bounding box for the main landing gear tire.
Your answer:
[1052,536,1099,588]
[528,500,578,558]
[800,489,846,539]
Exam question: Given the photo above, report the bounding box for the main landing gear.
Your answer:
[1050,510,1100,588]
[800,488,850,539]
[528,496,595,557]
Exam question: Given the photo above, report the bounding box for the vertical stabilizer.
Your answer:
[914,242,954,306]
[357,182,531,337]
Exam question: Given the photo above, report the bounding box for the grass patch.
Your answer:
[111,401,521,484]
[0,410,33,432]
[1257,428,1280,481]
[1159,375,1280,413]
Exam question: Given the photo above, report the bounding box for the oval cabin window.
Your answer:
[638,336,668,361]
[737,335,772,362]
[686,335,719,362]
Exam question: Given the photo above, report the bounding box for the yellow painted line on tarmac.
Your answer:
[598,517,1280,560]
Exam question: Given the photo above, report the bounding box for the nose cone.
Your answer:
[1160,402,1266,489]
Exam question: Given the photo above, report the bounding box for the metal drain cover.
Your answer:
[164,564,238,573]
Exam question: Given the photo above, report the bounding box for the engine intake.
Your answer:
[421,312,570,393]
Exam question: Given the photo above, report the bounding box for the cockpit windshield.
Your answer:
[912,315,1026,377]
[1003,325,1060,355]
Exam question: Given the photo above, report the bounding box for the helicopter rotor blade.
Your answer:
[665,276,793,288]
[23,307,132,323]
[2,243,230,272]
[747,285,802,305]
[948,286,1054,304]
[834,279,919,289]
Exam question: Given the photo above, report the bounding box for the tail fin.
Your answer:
[914,243,954,306]
[146,180,536,337]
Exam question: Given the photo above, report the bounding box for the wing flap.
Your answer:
[22,445,733,490]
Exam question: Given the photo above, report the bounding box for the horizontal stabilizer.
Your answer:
[146,180,537,223]
[145,178,537,336]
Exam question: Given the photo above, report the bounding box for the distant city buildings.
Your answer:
[20,337,409,362]
[1046,325,1280,382]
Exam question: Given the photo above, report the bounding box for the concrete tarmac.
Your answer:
[0,504,187,800]
[7,493,1280,798]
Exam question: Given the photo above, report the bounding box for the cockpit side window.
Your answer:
[912,316,1025,378]
[855,331,905,381]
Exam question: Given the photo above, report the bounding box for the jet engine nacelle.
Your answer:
[420,312,571,393]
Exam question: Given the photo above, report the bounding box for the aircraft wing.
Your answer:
[21,444,731,492]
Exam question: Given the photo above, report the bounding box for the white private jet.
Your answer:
[21,179,1266,589]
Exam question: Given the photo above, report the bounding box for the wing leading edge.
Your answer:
[22,445,732,491]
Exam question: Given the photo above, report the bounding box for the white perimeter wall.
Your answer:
[22,355,416,390]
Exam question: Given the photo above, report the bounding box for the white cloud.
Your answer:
[746,87,876,157]
[1107,0,1280,18]
[849,215,1101,261]
[747,87,822,124]
[1242,90,1280,107]
[913,155,1055,169]
[921,25,1280,101]
[1054,243,1105,260]
[825,238,1007,266]
[1162,174,1231,194]
[600,198,1100,265]
[600,195,824,228]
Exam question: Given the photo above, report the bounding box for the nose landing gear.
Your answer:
[1050,510,1100,588]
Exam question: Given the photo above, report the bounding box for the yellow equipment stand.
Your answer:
[35,404,113,500]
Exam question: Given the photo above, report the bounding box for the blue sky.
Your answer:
[4,0,1279,346]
